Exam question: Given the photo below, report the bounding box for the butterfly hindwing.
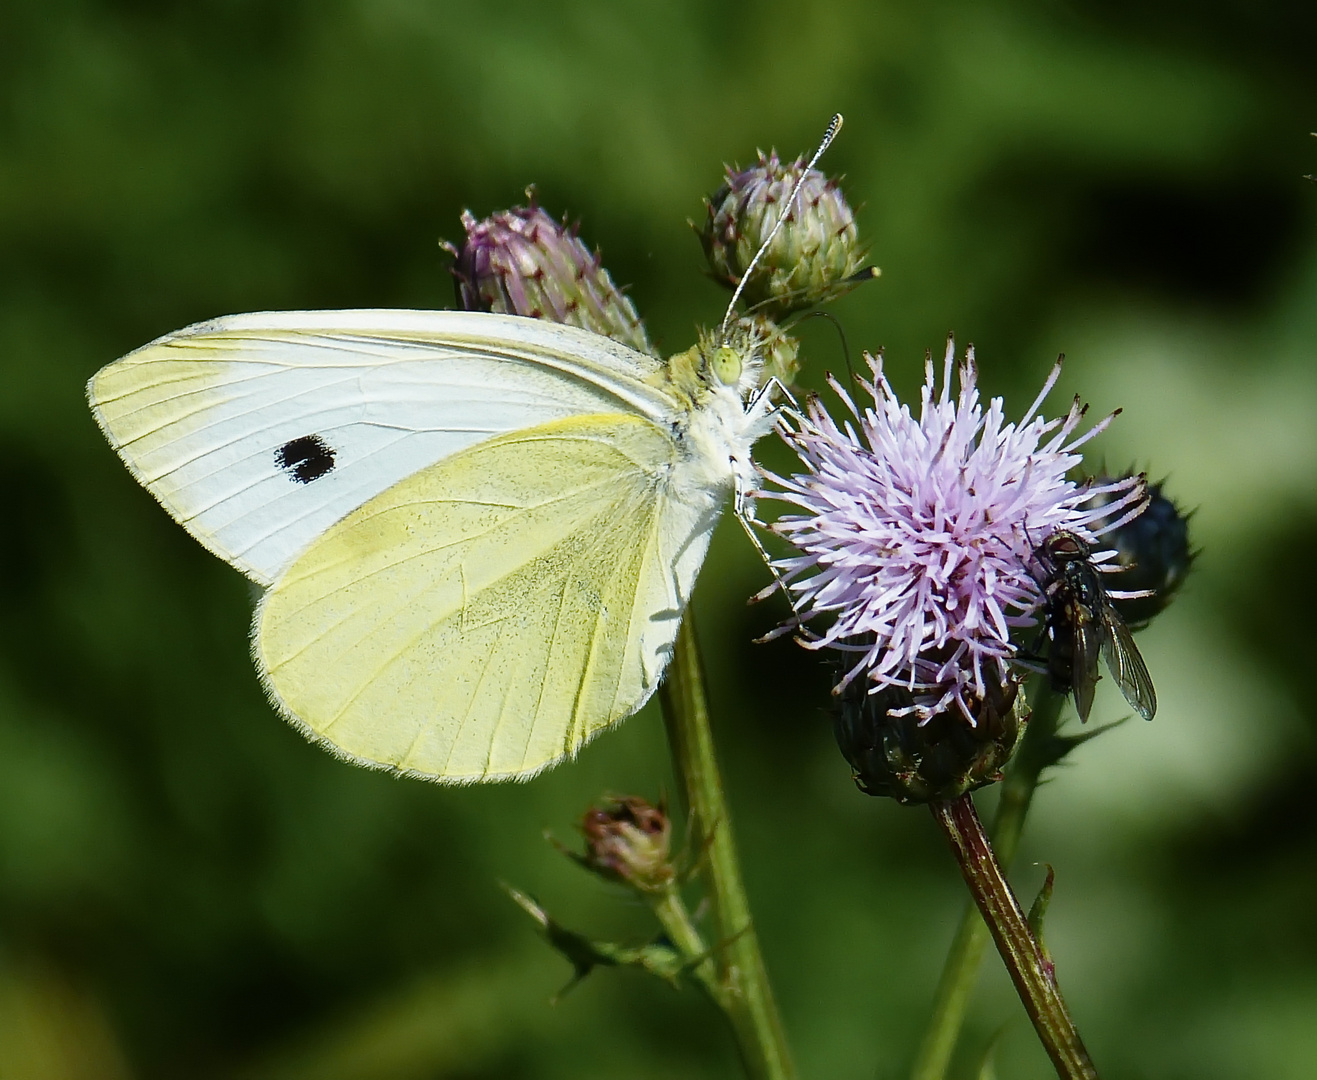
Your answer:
[254,412,714,782]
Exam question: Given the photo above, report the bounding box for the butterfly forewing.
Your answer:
[89,310,672,585]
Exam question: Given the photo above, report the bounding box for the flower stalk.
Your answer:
[909,685,1066,1080]
[659,615,796,1080]
[929,789,1097,1080]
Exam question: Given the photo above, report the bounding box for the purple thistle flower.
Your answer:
[763,337,1146,724]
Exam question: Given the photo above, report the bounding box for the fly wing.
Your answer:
[1101,608,1157,721]
[1070,614,1103,723]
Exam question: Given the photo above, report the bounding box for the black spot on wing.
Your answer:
[276,435,336,484]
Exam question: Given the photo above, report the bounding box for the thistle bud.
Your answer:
[697,150,873,319]
[444,199,654,356]
[579,796,673,892]
[1087,477,1193,629]
[746,312,800,387]
[834,677,1026,805]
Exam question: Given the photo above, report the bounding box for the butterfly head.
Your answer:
[659,319,764,406]
[706,317,767,397]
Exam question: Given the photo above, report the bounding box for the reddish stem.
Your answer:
[930,794,1098,1080]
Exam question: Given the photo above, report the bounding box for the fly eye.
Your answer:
[710,344,743,386]
[1048,532,1084,559]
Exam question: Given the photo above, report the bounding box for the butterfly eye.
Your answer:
[711,344,743,387]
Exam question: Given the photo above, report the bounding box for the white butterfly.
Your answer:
[89,114,847,784]
[88,308,774,782]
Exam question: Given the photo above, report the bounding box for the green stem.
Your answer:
[649,885,724,1003]
[930,793,1098,1080]
[909,686,1064,1080]
[659,614,797,1080]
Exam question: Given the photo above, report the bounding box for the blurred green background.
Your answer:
[2,1,1315,1077]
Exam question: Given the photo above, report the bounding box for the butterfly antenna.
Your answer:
[720,113,844,340]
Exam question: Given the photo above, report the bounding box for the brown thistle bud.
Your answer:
[579,796,673,892]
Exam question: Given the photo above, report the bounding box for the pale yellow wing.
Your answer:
[253,412,716,783]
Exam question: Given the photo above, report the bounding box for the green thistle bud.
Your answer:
[579,796,673,892]
[1088,476,1194,629]
[444,198,654,356]
[745,312,800,387]
[697,150,874,319]
[834,676,1027,805]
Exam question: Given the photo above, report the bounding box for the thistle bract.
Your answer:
[446,201,654,356]
[834,672,1026,804]
[698,151,870,319]
[765,339,1145,725]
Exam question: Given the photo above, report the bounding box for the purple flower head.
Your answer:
[763,337,1146,724]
